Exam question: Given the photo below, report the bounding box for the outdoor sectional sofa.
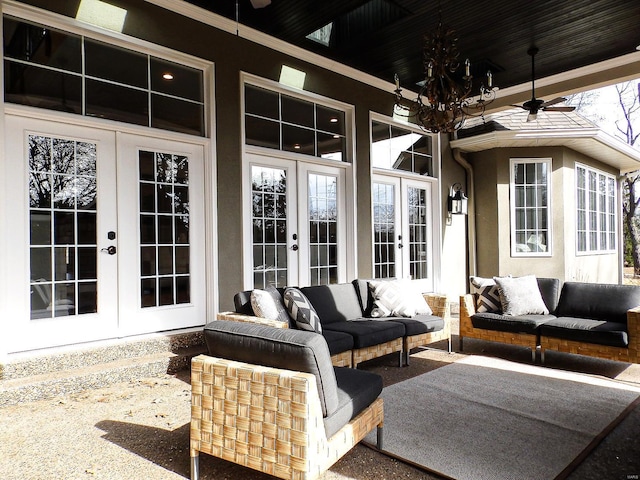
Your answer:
[218,280,451,368]
[190,320,384,480]
[460,277,640,364]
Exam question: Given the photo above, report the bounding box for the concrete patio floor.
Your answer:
[1,332,640,480]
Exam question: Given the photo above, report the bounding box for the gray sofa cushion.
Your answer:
[386,314,444,336]
[324,367,383,438]
[322,329,354,355]
[536,277,562,314]
[540,317,629,348]
[323,319,405,349]
[471,313,556,334]
[203,320,338,417]
[301,284,364,324]
[555,282,640,324]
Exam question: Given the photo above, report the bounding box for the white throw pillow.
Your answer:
[368,279,432,318]
[493,275,549,316]
[250,285,290,323]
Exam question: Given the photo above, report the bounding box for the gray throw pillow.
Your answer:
[283,287,322,333]
[494,275,549,316]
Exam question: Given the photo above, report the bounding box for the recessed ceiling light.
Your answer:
[163,73,174,80]
[330,117,338,123]
[293,144,301,149]
[332,134,340,139]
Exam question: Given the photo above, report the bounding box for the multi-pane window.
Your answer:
[373,182,396,278]
[244,84,347,161]
[510,159,551,256]
[371,121,433,175]
[29,135,97,319]
[308,174,338,285]
[139,151,191,308]
[251,166,288,288]
[3,16,205,136]
[407,186,428,279]
[576,165,616,253]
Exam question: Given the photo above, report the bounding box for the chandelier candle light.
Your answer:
[394,17,496,133]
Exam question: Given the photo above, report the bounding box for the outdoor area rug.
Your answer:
[364,355,640,480]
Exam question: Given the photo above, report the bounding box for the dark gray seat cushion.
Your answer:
[555,282,640,324]
[203,320,338,417]
[300,284,364,325]
[324,367,383,438]
[540,317,629,348]
[386,314,444,336]
[471,313,556,334]
[323,319,405,348]
[536,277,562,314]
[322,329,354,355]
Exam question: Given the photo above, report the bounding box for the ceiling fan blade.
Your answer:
[511,104,530,111]
[250,0,271,8]
[540,97,566,108]
[543,106,576,112]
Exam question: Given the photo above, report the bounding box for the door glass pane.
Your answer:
[139,151,191,308]
[373,182,396,279]
[29,135,97,319]
[407,186,428,280]
[309,173,338,285]
[251,166,288,288]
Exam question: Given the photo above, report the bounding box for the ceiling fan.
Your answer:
[250,0,271,8]
[515,47,575,121]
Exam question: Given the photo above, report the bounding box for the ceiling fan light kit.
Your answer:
[515,47,575,122]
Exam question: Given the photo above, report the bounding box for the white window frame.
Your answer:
[509,158,552,257]
[575,163,617,255]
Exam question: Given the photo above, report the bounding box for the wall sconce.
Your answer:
[448,183,468,215]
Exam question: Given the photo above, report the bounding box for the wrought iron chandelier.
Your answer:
[394,16,496,133]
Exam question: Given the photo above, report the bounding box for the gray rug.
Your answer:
[364,356,640,480]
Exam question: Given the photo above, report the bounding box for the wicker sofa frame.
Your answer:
[218,291,451,368]
[460,281,640,365]
[190,355,384,480]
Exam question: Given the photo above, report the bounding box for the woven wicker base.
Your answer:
[217,311,289,329]
[190,355,383,480]
[352,338,403,368]
[330,350,353,368]
[540,336,638,363]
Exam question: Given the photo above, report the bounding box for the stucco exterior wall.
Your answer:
[469,146,620,284]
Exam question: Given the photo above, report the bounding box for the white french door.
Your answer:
[372,174,435,292]
[3,116,206,352]
[116,133,206,336]
[245,154,348,288]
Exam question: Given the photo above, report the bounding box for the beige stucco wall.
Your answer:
[469,146,620,284]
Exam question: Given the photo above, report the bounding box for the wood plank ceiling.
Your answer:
[185,0,640,99]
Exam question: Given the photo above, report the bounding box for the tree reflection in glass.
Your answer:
[28,135,97,319]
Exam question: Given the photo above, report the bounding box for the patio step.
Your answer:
[0,331,206,407]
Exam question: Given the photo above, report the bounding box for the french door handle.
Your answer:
[101,246,117,255]
[291,244,299,251]
[398,243,403,249]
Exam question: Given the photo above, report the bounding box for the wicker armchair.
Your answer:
[190,354,384,480]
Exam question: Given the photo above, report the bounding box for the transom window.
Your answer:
[244,83,348,161]
[576,164,616,253]
[371,121,434,175]
[3,16,205,136]
[510,158,551,256]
